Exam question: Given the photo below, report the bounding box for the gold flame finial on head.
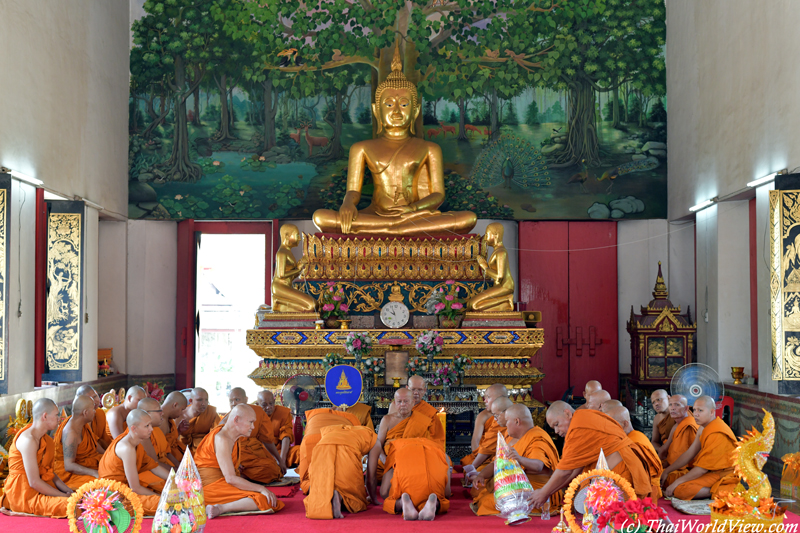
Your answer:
[374,39,418,112]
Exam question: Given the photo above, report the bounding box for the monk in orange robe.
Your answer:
[54,395,101,490]
[76,384,110,449]
[347,402,374,431]
[304,425,378,519]
[106,385,147,442]
[663,396,738,500]
[659,395,699,480]
[576,380,602,410]
[195,404,284,518]
[137,396,181,487]
[159,391,188,465]
[219,387,283,483]
[530,401,651,509]
[0,399,70,517]
[257,390,296,468]
[465,397,512,495]
[461,383,508,468]
[180,387,221,455]
[472,404,562,516]
[650,389,674,449]
[98,409,170,515]
[584,390,611,411]
[609,406,663,500]
[298,407,361,494]
[406,375,445,448]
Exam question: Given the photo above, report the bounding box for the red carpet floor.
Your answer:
[2,474,799,532]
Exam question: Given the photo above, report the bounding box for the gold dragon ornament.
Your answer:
[710,409,785,531]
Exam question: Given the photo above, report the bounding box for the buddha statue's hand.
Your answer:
[339,203,358,233]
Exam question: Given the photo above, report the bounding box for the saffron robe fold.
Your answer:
[98,432,164,513]
[412,400,445,448]
[93,408,111,448]
[298,408,360,494]
[269,405,297,467]
[304,425,377,519]
[382,438,450,515]
[162,419,184,465]
[219,405,281,484]
[673,417,738,500]
[378,402,447,481]
[181,405,221,455]
[558,410,652,498]
[0,424,68,518]
[471,426,562,516]
[656,414,676,445]
[149,426,174,467]
[663,415,699,483]
[194,426,284,513]
[54,416,101,490]
[460,415,494,466]
[347,402,375,431]
[628,430,664,500]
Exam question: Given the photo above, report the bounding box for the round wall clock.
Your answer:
[380,301,410,329]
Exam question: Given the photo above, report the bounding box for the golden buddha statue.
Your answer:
[272,224,316,312]
[467,223,514,311]
[312,43,476,236]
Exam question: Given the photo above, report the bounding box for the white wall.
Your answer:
[0,0,129,216]
[98,221,127,373]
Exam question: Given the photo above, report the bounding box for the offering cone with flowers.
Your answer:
[152,449,206,533]
[493,432,534,525]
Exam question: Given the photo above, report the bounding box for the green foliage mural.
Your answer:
[129,0,666,221]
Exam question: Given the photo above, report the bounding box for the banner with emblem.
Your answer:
[324,365,363,408]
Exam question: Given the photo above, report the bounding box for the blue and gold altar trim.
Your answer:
[0,175,9,394]
[42,201,84,382]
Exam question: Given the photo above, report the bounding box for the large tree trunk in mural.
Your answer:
[612,84,621,129]
[262,78,278,152]
[212,74,236,141]
[163,57,202,183]
[192,86,202,126]
[142,95,171,139]
[457,97,468,141]
[553,78,600,167]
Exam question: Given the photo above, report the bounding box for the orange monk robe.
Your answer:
[382,438,450,515]
[347,402,375,431]
[230,406,282,484]
[194,426,284,513]
[163,419,184,464]
[460,416,494,466]
[558,410,652,498]
[93,408,111,448]
[412,400,445,449]
[269,405,297,467]
[628,430,663,500]
[181,405,221,455]
[378,402,449,481]
[54,416,102,490]
[673,417,738,500]
[304,425,377,519]
[98,433,162,514]
[0,424,68,518]
[298,409,361,494]
[656,414,676,445]
[663,415,699,483]
[472,426,562,516]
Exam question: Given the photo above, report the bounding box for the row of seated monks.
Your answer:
[0,377,739,521]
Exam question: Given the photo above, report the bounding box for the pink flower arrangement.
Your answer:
[78,488,121,532]
[319,282,349,320]
[416,330,444,360]
[344,331,372,361]
[141,381,165,402]
[432,281,466,321]
[595,497,668,532]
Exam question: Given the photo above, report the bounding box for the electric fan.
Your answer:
[281,374,321,445]
[670,363,724,406]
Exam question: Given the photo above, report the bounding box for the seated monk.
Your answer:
[180,387,221,455]
[0,399,70,517]
[376,438,451,521]
[407,375,445,447]
[106,385,147,441]
[600,399,623,414]
[256,390,296,468]
[460,383,508,468]
[585,390,611,411]
[195,404,283,518]
[650,389,674,449]
[530,401,652,509]
[465,397,513,493]
[472,404,562,516]
[659,394,698,475]
[304,425,378,519]
[76,384,110,449]
[98,409,170,514]
[609,406,663,500]
[663,396,737,500]
[159,391,188,465]
[347,401,374,432]
[298,407,361,494]
[54,395,101,490]
[576,380,602,410]
[218,387,284,483]
[138,397,179,478]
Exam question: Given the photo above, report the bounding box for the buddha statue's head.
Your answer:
[373,42,420,136]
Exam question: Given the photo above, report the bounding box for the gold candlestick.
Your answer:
[551,506,569,533]
[392,377,401,388]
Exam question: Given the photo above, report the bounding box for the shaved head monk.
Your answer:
[106,386,147,440]
[256,390,295,468]
[585,390,611,411]
[658,395,698,473]
[609,406,663,500]
[159,391,188,465]
[55,395,101,489]
[650,389,673,448]
[405,375,445,448]
[304,425,378,519]
[138,397,179,471]
[0,398,71,517]
[180,387,221,455]
[461,383,508,470]
[601,400,623,414]
[298,405,361,494]
[195,404,284,518]
[466,395,513,490]
[219,387,284,483]
[663,396,737,500]
[472,403,562,516]
[76,384,109,449]
[577,380,602,409]
[530,401,651,509]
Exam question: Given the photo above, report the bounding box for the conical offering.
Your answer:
[494,433,534,525]
[152,450,206,533]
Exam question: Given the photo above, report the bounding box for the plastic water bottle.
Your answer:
[540,506,550,520]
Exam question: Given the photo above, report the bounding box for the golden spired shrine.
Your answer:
[246,44,545,435]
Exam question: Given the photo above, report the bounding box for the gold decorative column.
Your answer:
[0,174,9,394]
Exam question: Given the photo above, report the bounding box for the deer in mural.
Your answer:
[438,121,456,137]
[464,124,482,137]
[301,120,329,157]
[289,125,302,145]
[427,127,441,139]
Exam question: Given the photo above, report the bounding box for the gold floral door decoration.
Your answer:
[0,175,8,393]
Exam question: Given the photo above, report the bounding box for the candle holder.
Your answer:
[551,507,569,533]
[392,376,401,388]
[338,319,351,330]
[731,366,745,385]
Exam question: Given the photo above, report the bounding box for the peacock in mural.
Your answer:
[470,134,551,189]
[597,157,660,193]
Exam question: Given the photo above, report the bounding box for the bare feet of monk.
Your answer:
[401,493,418,520]
[206,504,221,519]
[332,490,344,519]
[418,494,438,521]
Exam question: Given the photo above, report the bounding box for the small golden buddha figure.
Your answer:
[312,43,476,236]
[467,223,514,311]
[271,224,316,312]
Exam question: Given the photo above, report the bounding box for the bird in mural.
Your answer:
[567,159,591,193]
[470,133,551,189]
[596,156,660,193]
[277,48,302,67]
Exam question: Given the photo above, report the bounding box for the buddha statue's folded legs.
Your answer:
[313,209,477,236]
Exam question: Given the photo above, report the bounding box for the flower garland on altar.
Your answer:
[344,331,372,360]
[415,330,444,360]
[563,470,636,533]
